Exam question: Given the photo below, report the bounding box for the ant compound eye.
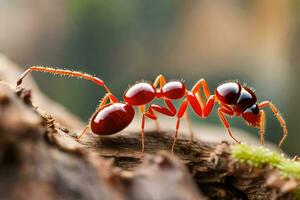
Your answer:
[242,104,260,127]
[216,82,241,104]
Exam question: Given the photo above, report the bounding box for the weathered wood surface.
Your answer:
[0,83,207,200]
[0,81,298,200]
[0,55,298,200]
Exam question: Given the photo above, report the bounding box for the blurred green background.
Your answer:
[0,0,299,155]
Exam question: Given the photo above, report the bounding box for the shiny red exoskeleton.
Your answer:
[17,66,288,152]
[215,82,287,146]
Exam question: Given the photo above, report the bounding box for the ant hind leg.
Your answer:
[77,93,118,140]
[77,125,90,140]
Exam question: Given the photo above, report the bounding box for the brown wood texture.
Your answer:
[0,81,298,200]
[0,55,298,200]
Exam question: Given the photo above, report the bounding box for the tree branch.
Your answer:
[0,55,298,200]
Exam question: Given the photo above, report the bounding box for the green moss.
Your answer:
[277,160,300,180]
[231,144,300,198]
[231,144,283,167]
[231,144,300,179]
[294,187,300,200]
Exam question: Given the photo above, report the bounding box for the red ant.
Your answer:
[16,66,288,152]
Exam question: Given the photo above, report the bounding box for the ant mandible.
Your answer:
[16,66,288,152]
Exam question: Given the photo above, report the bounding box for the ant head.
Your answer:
[123,82,156,105]
[242,104,261,127]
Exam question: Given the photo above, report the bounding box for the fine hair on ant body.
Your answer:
[17,66,288,152]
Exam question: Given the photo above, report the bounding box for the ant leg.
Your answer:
[259,110,265,145]
[149,99,177,147]
[171,117,181,153]
[150,74,167,131]
[145,98,176,134]
[259,101,288,147]
[183,110,194,142]
[191,79,211,98]
[144,98,177,127]
[141,114,145,153]
[155,119,161,132]
[153,74,167,88]
[186,92,203,117]
[142,98,177,152]
[186,92,215,117]
[175,91,214,146]
[139,105,146,152]
[172,99,188,152]
[145,108,160,132]
[218,107,240,143]
[191,79,210,108]
[195,91,205,109]
[203,95,215,117]
[140,104,167,152]
[77,125,90,140]
[189,79,215,117]
[292,156,299,161]
[97,93,119,109]
[17,66,111,93]
[148,99,177,117]
[77,93,118,140]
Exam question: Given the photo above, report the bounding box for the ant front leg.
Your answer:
[77,93,118,140]
[217,106,241,144]
[259,101,288,147]
[259,110,265,145]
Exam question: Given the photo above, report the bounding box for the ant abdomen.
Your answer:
[90,103,135,135]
